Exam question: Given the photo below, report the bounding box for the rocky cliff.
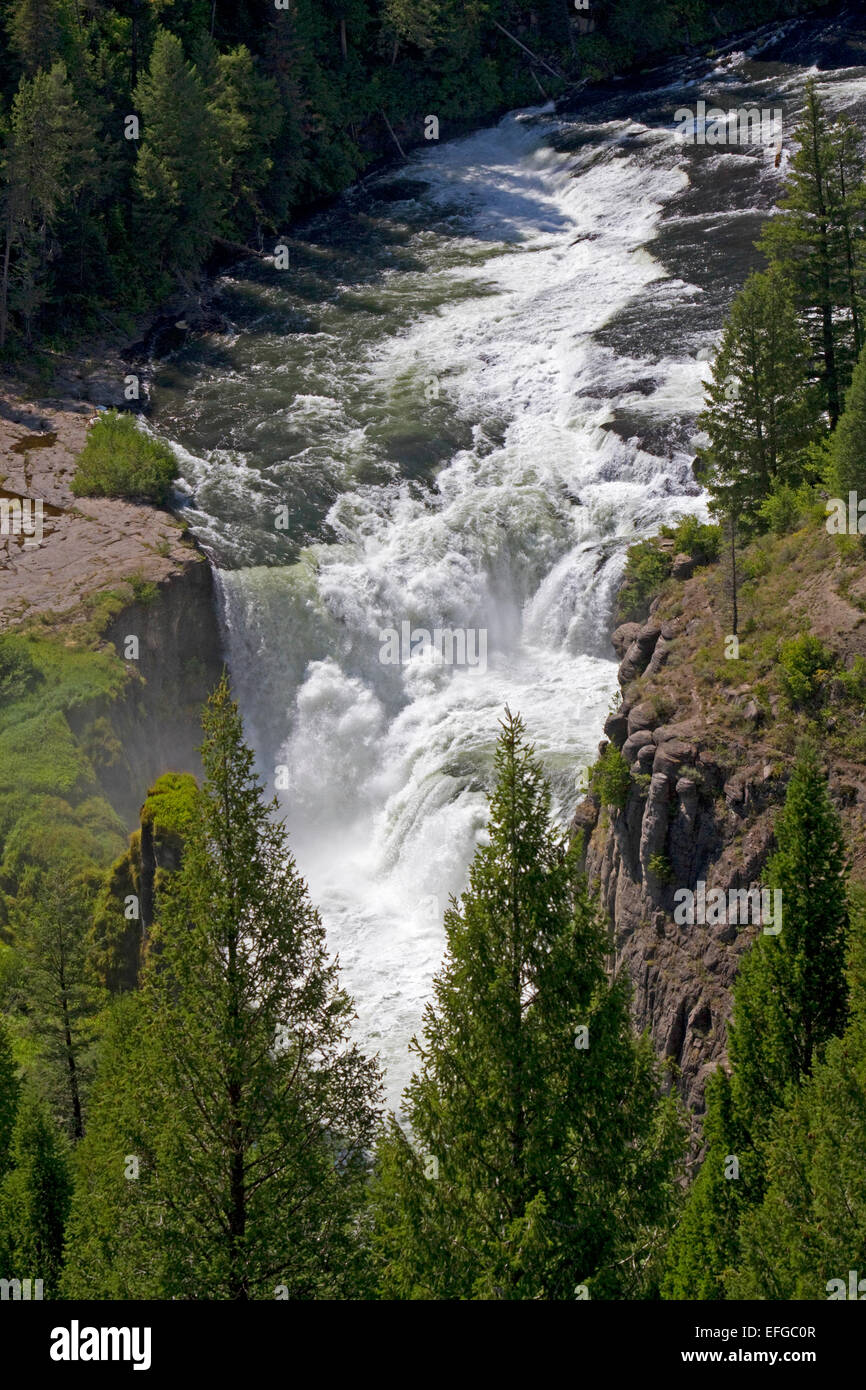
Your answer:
[572,524,866,1118]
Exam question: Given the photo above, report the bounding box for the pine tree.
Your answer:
[64,676,382,1300]
[6,0,64,76]
[9,869,103,1141]
[661,1070,753,1300]
[663,742,851,1300]
[728,740,849,1140]
[372,710,684,1300]
[830,341,866,501]
[697,267,816,531]
[0,62,98,345]
[759,80,866,427]
[0,1017,20,1182]
[133,30,225,282]
[0,1091,71,1298]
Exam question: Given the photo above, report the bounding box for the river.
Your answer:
[148,7,866,1107]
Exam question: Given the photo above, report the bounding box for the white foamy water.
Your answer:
[153,37,866,1108]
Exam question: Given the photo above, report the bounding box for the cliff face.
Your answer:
[1,376,225,831]
[74,559,224,826]
[573,531,866,1117]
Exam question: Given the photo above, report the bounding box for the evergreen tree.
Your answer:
[728,740,849,1140]
[0,1016,20,1182]
[759,80,866,427]
[0,1091,71,1298]
[726,1016,866,1299]
[63,676,382,1300]
[6,0,64,76]
[372,710,684,1300]
[697,267,816,530]
[663,742,851,1300]
[9,869,103,1141]
[661,1069,753,1299]
[133,30,225,282]
[830,340,866,501]
[0,61,98,345]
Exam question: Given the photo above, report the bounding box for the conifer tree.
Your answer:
[133,30,225,281]
[728,741,849,1139]
[663,742,850,1299]
[759,80,866,426]
[6,0,64,75]
[697,267,816,530]
[830,341,866,501]
[0,61,97,345]
[661,1070,753,1300]
[372,710,684,1300]
[0,1092,71,1298]
[9,869,103,1142]
[64,676,382,1300]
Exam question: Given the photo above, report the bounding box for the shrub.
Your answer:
[648,852,674,884]
[616,540,670,624]
[757,482,818,537]
[589,743,631,810]
[778,634,836,707]
[71,412,178,505]
[0,637,43,703]
[663,515,722,566]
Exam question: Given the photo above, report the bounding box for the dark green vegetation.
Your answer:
[662,744,858,1298]
[0,0,829,358]
[70,412,179,504]
[373,711,684,1299]
[0,684,687,1299]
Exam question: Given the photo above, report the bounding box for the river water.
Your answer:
[149,8,866,1106]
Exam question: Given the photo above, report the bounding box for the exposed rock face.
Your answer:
[574,567,866,1123]
[572,617,780,1120]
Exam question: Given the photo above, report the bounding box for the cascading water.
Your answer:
[149,14,866,1107]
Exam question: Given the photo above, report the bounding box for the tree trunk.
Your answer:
[340,17,347,59]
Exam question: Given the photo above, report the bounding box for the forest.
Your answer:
[0,0,832,356]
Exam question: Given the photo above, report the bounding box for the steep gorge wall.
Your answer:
[572,551,866,1118]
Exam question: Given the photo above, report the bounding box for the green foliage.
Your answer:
[372,711,684,1299]
[589,742,632,810]
[664,743,851,1299]
[758,81,866,427]
[831,341,866,499]
[647,852,674,884]
[64,677,382,1299]
[0,1016,20,1181]
[616,539,671,623]
[661,514,722,565]
[7,869,104,1140]
[0,634,42,702]
[71,411,178,505]
[728,741,849,1137]
[757,481,820,537]
[698,268,818,529]
[778,633,836,707]
[0,1089,72,1298]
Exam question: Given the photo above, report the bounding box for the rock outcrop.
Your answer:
[573,569,866,1121]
